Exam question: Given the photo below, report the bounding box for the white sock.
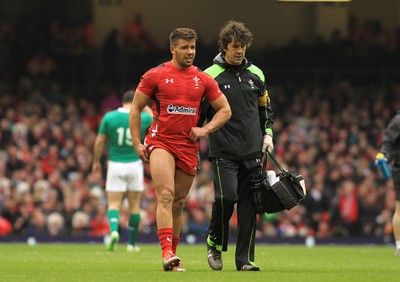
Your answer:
[396,241,400,250]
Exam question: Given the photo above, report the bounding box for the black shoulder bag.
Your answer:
[250,151,307,214]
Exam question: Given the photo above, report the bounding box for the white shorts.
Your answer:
[105,160,144,192]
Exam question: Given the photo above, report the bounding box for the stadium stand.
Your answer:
[1,15,400,244]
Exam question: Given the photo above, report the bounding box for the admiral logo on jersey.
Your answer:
[167,104,197,115]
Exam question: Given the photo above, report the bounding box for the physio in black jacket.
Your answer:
[199,20,274,271]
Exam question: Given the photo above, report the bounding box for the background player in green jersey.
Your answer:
[92,90,152,251]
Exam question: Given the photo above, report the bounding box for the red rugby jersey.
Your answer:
[137,61,222,144]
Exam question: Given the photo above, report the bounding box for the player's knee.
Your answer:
[172,197,186,212]
[159,190,174,204]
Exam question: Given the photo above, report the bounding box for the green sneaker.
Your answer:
[108,231,119,251]
[207,241,222,270]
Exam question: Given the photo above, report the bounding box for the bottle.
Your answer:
[267,170,278,186]
[375,153,392,179]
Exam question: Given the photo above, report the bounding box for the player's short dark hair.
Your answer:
[122,90,134,103]
[218,20,253,54]
[169,28,198,46]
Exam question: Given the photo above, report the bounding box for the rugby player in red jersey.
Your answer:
[129,27,231,271]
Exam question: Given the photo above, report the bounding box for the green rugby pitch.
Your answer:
[0,243,398,282]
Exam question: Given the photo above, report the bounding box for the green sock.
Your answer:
[107,209,119,233]
[128,213,140,246]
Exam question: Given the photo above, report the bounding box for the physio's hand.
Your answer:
[262,134,274,153]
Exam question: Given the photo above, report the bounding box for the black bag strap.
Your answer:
[262,152,268,170]
[266,151,289,176]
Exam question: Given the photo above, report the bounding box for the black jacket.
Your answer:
[199,53,274,160]
[381,111,400,165]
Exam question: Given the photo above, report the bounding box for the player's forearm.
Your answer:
[93,143,104,163]
[202,106,231,134]
[93,134,106,162]
[129,109,142,146]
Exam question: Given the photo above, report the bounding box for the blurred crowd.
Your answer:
[1,14,400,242]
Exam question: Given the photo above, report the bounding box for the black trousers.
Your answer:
[208,157,261,267]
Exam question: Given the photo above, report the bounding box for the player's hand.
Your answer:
[189,127,208,143]
[92,162,101,174]
[134,143,149,163]
[262,134,274,153]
